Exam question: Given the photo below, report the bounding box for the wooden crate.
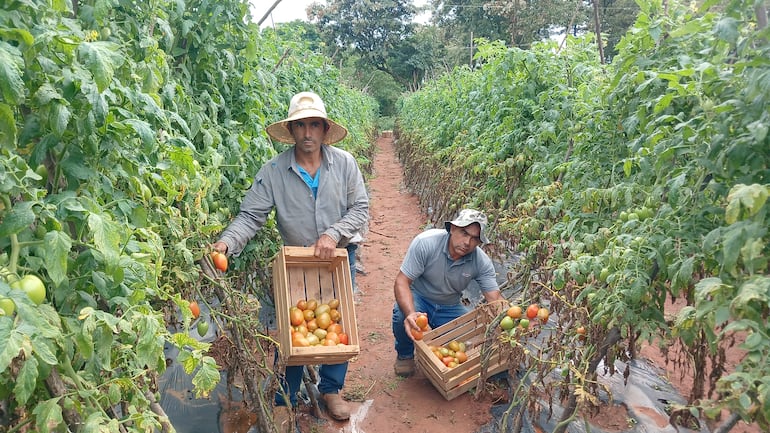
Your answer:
[414,300,509,400]
[273,246,359,366]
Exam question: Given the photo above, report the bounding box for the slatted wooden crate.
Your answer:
[273,246,359,366]
[414,300,509,400]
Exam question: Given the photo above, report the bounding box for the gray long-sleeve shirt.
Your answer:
[218,144,369,255]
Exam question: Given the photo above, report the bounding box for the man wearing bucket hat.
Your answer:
[391,208,504,377]
[206,91,369,428]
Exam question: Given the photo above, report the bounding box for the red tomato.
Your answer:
[526,303,539,320]
[411,329,423,340]
[211,251,228,272]
[189,301,200,319]
[338,332,349,345]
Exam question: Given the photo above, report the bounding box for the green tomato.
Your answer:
[500,316,515,331]
[518,318,530,329]
[0,298,15,316]
[197,320,210,337]
[11,275,46,305]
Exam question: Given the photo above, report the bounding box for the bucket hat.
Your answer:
[444,209,490,244]
[265,92,348,145]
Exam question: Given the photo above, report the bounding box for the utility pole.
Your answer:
[258,0,283,26]
[591,0,605,63]
[469,31,474,67]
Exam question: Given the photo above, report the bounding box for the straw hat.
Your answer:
[265,92,348,144]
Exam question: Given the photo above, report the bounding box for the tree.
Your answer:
[309,0,416,77]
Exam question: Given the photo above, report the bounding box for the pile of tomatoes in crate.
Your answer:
[427,340,469,369]
[289,298,350,347]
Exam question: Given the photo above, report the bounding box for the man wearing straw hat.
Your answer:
[391,209,504,377]
[207,91,369,429]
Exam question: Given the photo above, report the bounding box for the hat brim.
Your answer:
[265,118,348,145]
[445,221,490,244]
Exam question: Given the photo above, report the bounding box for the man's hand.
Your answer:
[200,242,227,280]
[313,234,337,260]
[404,311,429,341]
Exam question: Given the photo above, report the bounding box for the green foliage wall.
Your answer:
[396,0,768,428]
[0,0,376,430]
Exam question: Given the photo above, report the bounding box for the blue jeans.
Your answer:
[391,292,469,359]
[275,245,357,407]
[275,362,348,407]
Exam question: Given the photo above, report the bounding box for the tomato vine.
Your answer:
[0,0,376,431]
[396,0,768,430]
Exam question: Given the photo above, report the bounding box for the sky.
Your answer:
[252,0,431,28]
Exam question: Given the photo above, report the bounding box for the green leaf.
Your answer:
[126,119,155,147]
[0,201,35,238]
[0,102,16,149]
[725,184,769,224]
[82,412,111,433]
[32,335,59,365]
[0,43,25,104]
[78,41,124,92]
[0,321,22,372]
[191,355,220,397]
[49,102,71,137]
[32,398,64,433]
[43,230,72,287]
[87,213,121,263]
[13,355,38,405]
[0,28,34,46]
[95,325,114,371]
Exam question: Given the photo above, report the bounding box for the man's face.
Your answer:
[290,117,328,154]
[448,223,482,258]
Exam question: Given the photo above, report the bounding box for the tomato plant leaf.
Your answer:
[78,41,124,92]
[43,231,71,287]
[0,102,16,149]
[125,119,155,148]
[32,397,64,433]
[0,322,22,372]
[191,355,220,398]
[13,355,38,405]
[48,102,70,137]
[31,335,59,365]
[0,201,35,238]
[94,324,113,370]
[0,43,25,104]
[87,213,121,263]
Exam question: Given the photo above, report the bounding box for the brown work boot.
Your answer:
[272,405,294,433]
[321,393,350,421]
[394,357,415,377]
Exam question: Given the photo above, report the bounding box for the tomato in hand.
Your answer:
[415,313,429,330]
[411,328,423,340]
[211,251,228,272]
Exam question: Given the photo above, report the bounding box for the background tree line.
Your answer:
[262,0,640,120]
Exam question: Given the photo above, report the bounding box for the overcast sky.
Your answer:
[252,0,431,28]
